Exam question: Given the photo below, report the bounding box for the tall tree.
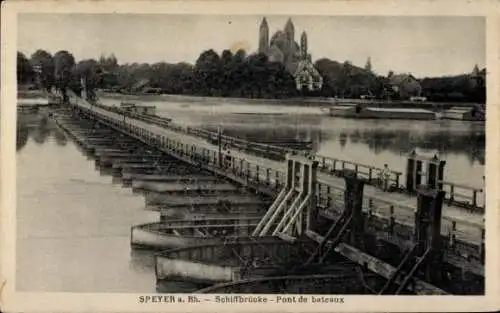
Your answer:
[30,49,55,91]
[193,49,222,96]
[17,52,33,85]
[98,54,119,72]
[53,50,75,99]
[73,59,101,100]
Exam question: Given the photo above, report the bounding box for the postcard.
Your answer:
[1,0,499,312]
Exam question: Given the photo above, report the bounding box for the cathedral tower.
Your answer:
[284,18,295,41]
[300,31,308,58]
[259,17,269,53]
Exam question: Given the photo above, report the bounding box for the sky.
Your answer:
[17,14,485,78]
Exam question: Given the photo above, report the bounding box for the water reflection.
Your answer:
[201,118,484,166]
[17,112,158,292]
[196,115,484,186]
[17,111,67,152]
[324,128,485,166]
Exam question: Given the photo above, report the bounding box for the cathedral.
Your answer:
[258,17,323,91]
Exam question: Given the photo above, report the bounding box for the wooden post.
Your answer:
[389,205,395,234]
[217,126,222,168]
[326,185,331,208]
[415,187,446,284]
[306,159,319,234]
[343,169,365,249]
[437,160,446,190]
[255,165,260,182]
[266,168,271,185]
[427,160,437,189]
[472,190,478,208]
[449,221,457,248]
[480,228,485,262]
[406,150,417,193]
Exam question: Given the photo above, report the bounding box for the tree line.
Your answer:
[17,48,486,103]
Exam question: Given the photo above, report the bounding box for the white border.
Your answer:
[1,0,499,312]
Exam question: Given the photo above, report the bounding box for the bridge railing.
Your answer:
[439,181,484,209]
[168,142,484,255]
[97,101,484,210]
[315,182,484,259]
[71,98,485,251]
[101,103,300,161]
[316,155,403,187]
[125,108,484,211]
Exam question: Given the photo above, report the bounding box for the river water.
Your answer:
[16,98,485,293]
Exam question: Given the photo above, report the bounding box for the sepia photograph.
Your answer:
[2,0,499,312]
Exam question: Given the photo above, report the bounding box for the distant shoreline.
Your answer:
[96,91,482,111]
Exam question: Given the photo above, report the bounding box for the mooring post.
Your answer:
[414,187,446,284]
[343,169,365,249]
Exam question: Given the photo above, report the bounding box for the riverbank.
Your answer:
[96,91,483,111]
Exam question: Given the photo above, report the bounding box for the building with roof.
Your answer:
[386,72,423,100]
[258,17,323,91]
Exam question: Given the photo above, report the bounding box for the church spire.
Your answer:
[284,18,295,40]
[260,17,268,28]
[259,17,269,53]
[364,57,372,72]
[300,31,308,57]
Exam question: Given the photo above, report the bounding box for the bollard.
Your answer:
[343,169,365,249]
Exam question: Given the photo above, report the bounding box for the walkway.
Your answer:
[70,94,484,242]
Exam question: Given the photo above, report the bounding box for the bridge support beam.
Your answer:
[306,170,364,264]
[379,186,446,294]
[253,154,318,239]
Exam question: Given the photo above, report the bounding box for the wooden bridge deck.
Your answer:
[71,95,484,241]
